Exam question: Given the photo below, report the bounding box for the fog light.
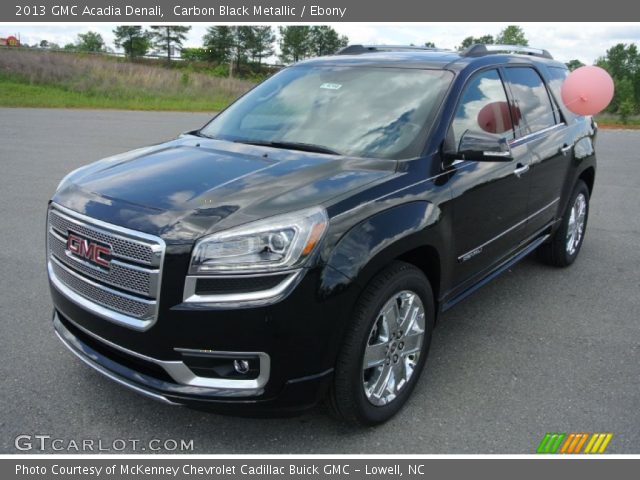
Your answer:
[178,350,260,379]
[233,359,250,374]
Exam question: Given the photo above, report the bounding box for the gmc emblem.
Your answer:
[66,232,112,269]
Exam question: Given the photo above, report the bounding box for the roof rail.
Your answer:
[336,44,448,55]
[461,44,553,59]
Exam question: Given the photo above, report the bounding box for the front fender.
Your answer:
[321,201,445,294]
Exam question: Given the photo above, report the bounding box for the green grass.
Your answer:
[0,49,254,112]
[594,113,640,128]
[0,72,232,111]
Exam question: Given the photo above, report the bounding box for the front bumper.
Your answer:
[49,256,359,413]
[46,200,360,413]
[53,310,335,413]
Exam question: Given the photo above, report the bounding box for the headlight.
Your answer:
[189,206,328,274]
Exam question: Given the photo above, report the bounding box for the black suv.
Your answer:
[47,44,597,425]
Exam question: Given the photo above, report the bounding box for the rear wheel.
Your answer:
[538,180,590,267]
[328,261,435,426]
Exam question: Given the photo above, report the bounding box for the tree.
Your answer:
[596,43,640,114]
[202,26,275,74]
[202,26,235,64]
[308,26,348,57]
[458,34,494,50]
[234,26,255,69]
[457,26,527,50]
[247,26,276,65]
[477,35,495,45]
[150,26,191,63]
[566,59,585,71]
[424,41,436,48]
[596,43,639,81]
[279,26,311,63]
[113,26,150,59]
[76,31,105,52]
[180,47,209,62]
[619,98,636,124]
[496,25,528,46]
[615,77,636,121]
[38,39,60,49]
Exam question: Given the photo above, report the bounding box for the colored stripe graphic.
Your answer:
[584,433,613,454]
[538,433,613,454]
[537,433,566,453]
[573,433,590,453]
[560,433,589,453]
[560,433,575,453]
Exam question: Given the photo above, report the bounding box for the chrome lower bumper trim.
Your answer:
[53,309,270,395]
[54,321,179,406]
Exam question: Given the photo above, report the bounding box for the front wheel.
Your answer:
[538,180,590,267]
[328,261,435,426]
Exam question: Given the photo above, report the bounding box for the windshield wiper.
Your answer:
[234,139,341,156]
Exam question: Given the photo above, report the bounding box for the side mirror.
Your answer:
[445,130,513,162]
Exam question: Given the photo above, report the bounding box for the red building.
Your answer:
[0,36,20,47]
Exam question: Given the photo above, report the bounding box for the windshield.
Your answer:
[200,66,453,159]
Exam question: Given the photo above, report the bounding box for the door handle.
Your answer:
[514,163,530,177]
[560,144,573,155]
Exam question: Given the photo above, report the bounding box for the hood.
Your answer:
[53,135,396,242]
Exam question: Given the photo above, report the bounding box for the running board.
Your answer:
[441,234,550,312]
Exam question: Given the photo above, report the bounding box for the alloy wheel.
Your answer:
[362,290,426,406]
[566,193,587,256]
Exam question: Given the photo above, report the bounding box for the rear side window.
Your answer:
[504,67,556,136]
[547,66,577,121]
[451,69,515,150]
[546,66,569,101]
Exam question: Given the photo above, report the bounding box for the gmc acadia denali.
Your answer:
[47,44,597,425]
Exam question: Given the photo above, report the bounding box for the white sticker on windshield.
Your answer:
[320,83,342,90]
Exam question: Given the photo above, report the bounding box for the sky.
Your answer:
[2,23,639,64]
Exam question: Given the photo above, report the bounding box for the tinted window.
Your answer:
[200,66,453,160]
[546,66,568,100]
[547,66,576,121]
[451,69,514,150]
[504,67,556,135]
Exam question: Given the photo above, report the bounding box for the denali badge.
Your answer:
[66,232,112,269]
[459,247,483,263]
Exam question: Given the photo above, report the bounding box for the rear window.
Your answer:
[504,67,557,136]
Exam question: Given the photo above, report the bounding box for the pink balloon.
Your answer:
[561,66,614,116]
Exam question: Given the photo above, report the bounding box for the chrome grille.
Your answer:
[50,258,154,319]
[48,230,155,296]
[48,208,159,266]
[47,203,165,330]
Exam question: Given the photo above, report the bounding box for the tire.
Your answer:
[538,180,590,267]
[328,261,435,426]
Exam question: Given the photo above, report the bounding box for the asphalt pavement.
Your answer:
[0,108,638,453]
